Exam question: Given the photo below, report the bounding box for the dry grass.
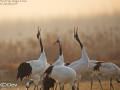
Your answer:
[0,26,120,65]
[3,80,119,90]
[0,27,120,90]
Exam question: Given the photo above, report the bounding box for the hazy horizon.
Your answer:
[0,1,120,87]
[0,0,120,41]
[0,13,120,41]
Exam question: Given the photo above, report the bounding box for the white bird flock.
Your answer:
[17,27,120,90]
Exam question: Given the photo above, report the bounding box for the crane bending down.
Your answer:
[43,65,77,90]
[68,27,89,90]
[89,60,120,90]
[17,27,47,90]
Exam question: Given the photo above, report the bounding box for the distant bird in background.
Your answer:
[17,27,47,90]
[68,27,89,90]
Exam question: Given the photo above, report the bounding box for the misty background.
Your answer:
[0,0,120,85]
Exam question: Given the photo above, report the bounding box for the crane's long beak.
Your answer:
[53,41,58,45]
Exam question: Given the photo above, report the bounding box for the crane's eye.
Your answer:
[37,34,40,39]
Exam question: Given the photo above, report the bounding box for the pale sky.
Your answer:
[0,0,120,41]
[0,0,120,21]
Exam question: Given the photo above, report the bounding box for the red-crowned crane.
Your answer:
[68,27,89,90]
[43,38,78,90]
[42,38,65,90]
[17,27,47,90]
[53,38,64,66]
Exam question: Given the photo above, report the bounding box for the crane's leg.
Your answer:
[76,75,81,90]
[40,85,43,90]
[39,85,42,90]
[39,79,43,90]
[26,85,28,90]
[59,82,61,90]
[60,85,64,90]
[90,77,93,90]
[52,86,54,90]
[54,83,58,90]
[34,85,37,90]
[77,82,79,90]
[72,85,77,90]
[37,85,38,90]
[110,78,112,90]
[33,75,40,90]
[59,83,64,90]
[60,86,62,90]
[26,87,29,90]
[26,80,34,90]
[62,86,64,90]
[72,86,75,90]
[110,78,114,90]
[96,76,103,90]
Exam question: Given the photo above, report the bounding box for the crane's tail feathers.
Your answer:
[64,63,70,66]
[116,78,120,83]
[93,62,104,71]
[44,66,54,75]
[72,85,77,90]
[43,74,56,90]
[42,66,55,90]
[17,62,32,81]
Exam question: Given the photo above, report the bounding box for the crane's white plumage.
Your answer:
[87,60,120,90]
[44,65,77,90]
[69,48,89,75]
[51,66,76,83]
[27,53,47,75]
[53,55,64,66]
[69,28,89,75]
[99,62,120,80]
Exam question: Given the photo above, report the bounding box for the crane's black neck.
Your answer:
[39,37,43,53]
[59,42,62,56]
[76,37,83,49]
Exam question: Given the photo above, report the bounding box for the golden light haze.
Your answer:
[0,1,120,87]
[0,0,120,41]
[0,0,120,20]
